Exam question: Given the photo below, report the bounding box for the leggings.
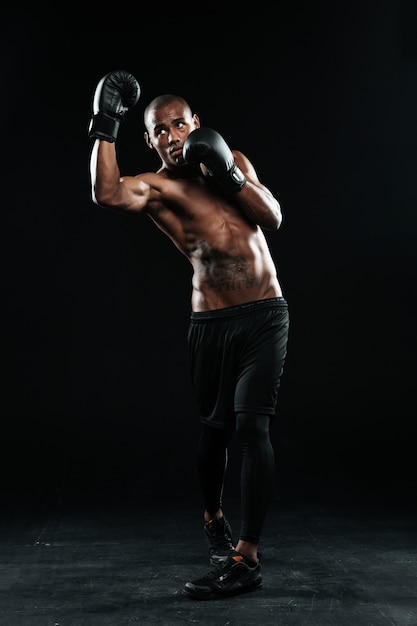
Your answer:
[197,412,275,544]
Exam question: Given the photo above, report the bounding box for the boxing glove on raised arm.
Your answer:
[183,127,246,194]
[88,70,141,142]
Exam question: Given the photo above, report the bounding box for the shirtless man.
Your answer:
[88,70,290,600]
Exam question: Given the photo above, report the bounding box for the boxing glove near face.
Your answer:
[88,70,141,142]
[183,127,246,194]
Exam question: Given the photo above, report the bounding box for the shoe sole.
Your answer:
[182,580,263,601]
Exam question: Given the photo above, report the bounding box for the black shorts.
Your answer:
[188,297,289,429]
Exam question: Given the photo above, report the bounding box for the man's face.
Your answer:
[144,102,200,167]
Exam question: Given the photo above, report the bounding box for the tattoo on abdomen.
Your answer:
[202,251,261,292]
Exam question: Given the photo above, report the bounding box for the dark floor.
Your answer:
[1,487,416,626]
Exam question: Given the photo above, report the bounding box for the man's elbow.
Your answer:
[91,189,100,207]
[264,205,283,231]
[91,186,118,209]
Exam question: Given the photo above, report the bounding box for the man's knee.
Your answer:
[235,412,270,442]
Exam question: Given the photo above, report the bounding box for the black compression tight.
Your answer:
[197,424,234,518]
[197,413,276,544]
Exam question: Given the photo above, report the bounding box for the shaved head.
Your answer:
[144,94,193,131]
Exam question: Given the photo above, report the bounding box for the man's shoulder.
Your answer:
[135,170,165,183]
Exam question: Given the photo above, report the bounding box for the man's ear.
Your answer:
[193,113,201,129]
[144,131,153,149]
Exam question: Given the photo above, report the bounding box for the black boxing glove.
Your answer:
[183,127,246,194]
[88,70,141,142]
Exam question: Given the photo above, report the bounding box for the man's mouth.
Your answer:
[171,147,183,161]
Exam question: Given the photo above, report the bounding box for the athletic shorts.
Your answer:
[187,297,289,429]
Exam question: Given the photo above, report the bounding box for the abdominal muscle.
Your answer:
[189,227,282,312]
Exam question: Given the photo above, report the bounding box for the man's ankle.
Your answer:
[235,540,258,562]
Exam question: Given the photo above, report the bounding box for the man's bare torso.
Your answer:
[141,170,282,312]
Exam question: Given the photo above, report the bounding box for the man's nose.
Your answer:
[168,130,180,144]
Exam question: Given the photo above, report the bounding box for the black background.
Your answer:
[3,2,416,511]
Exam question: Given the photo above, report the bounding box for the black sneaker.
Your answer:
[183,551,262,600]
[204,516,235,565]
